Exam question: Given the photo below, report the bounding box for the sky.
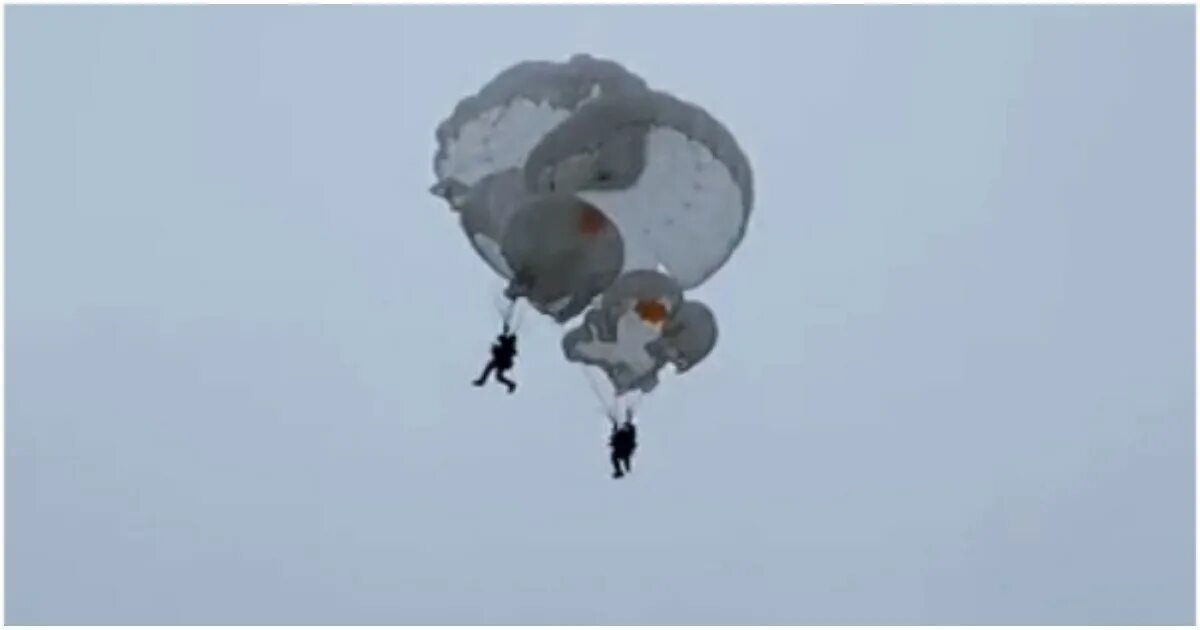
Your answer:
[6,5,1195,625]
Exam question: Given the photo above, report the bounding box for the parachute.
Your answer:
[500,193,624,323]
[562,270,718,395]
[431,54,647,281]
[430,53,753,420]
[525,90,754,288]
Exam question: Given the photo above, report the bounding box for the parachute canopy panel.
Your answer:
[458,168,529,280]
[501,193,625,324]
[524,90,754,289]
[432,54,649,204]
[648,299,718,373]
[562,270,715,395]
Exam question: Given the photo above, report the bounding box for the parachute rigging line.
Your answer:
[509,298,527,332]
[579,363,618,421]
[491,291,522,331]
[620,389,646,419]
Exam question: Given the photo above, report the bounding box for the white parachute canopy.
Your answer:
[524,90,754,289]
[430,54,752,405]
[431,54,647,281]
[500,193,624,323]
[562,270,718,396]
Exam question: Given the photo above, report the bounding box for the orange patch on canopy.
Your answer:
[635,299,670,324]
[578,205,607,236]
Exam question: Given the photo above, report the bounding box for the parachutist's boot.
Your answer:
[612,469,624,479]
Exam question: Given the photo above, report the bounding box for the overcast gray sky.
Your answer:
[6,5,1194,624]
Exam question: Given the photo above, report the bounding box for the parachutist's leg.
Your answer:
[622,455,633,473]
[610,451,624,479]
[473,362,496,386]
[496,369,516,393]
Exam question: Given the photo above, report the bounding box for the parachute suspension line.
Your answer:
[491,291,509,320]
[626,390,646,417]
[509,298,527,333]
[614,390,645,423]
[491,291,522,332]
[578,364,618,422]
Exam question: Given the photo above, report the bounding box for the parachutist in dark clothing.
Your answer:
[608,413,637,479]
[473,325,518,393]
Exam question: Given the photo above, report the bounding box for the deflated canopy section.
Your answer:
[431,54,648,208]
[500,193,625,323]
[457,168,528,279]
[562,270,716,395]
[597,269,684,322]
[524,90,754,289]
[648,299,718,373]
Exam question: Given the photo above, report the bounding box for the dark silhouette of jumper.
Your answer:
[473,324,518,393]
[608,412,637,479]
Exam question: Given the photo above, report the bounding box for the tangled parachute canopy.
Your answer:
[432,54,647,200]
[430,54,752,401]
[562,270,720,394]
[525,90,754,289]
[431,55,645,284]
[500,193,625,323]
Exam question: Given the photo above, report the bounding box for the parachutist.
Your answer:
[473,324,518,393]
[608,410,637,479]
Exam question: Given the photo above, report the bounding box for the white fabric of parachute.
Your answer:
[524,90,754,290]
[500,194,624,324]
[430,55,647,281]
[537,91,749,394]
[430,54,752,397]
[562,270,718,394]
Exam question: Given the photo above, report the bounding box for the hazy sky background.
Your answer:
[7,6,1194,624]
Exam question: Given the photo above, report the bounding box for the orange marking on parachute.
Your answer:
[636,300,670,324]
[579,205,607,236]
